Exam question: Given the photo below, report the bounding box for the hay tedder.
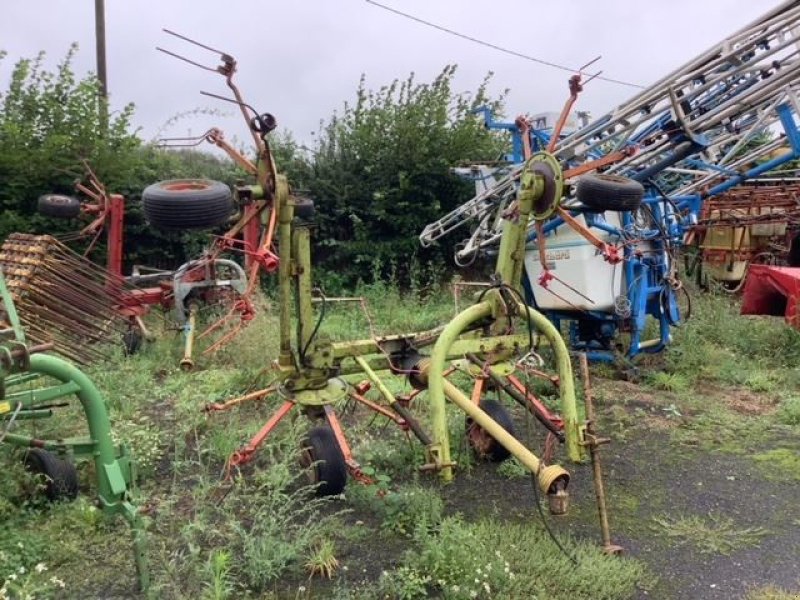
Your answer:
[152,31,627,525]
[14,115,286,368]
[421,0,800,362]
[0,270,148,590]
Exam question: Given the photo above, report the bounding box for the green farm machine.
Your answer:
[0,269,149,590]
[156,31,597,510]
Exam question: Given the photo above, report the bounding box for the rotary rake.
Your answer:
[0,268,149,591]
[0,233,134,364]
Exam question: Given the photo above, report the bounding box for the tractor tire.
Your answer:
[23,448,79,502]
[466,399,516,462]
[576,173,644,212]
[38,194,82,219]
[142,179,233,230]
[300,426,347,496]
[293,197,316,221]
[123,328,143,356]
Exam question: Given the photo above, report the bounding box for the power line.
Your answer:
[364,0,645,89]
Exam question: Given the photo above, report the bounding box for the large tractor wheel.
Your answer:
[576,173,644,212]
[142,179,233,230]
[38,194,82,218]
[465,399,516,462]
[300,426,347,496]
[23,448,79,501]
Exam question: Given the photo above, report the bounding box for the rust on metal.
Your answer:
[0,233,134,363]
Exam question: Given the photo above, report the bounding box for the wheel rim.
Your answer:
[466,420,496,457]
[161,181,212,192]
[299,447,320,485]
[45,196,72,205]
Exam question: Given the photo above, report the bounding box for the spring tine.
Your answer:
[0,233,132,363]
[155,47,220,73]
[162,29,230,58]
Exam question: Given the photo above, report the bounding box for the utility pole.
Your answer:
[95,0,108,129]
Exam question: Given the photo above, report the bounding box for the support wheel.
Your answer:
[300,426,347,496]
[576,173,644,212]
[123,328,143,356]
[142,179,233,230]
[466,399,516,462]
[38,194,81,218]
[23,449,79,501]
[293,197,316,221]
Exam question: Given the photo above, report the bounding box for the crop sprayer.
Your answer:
[421,0,800,363]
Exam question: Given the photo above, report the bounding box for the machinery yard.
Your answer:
[3,289,800,599]
[3,1,800,599]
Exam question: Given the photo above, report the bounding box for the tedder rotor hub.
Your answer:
[527,153,564,221]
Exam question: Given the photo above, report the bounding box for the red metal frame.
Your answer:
[741,265,800,329]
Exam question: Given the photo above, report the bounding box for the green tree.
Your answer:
[0,45,249,270]
[306,65,507,288]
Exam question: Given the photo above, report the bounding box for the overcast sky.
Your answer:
[1,0,774,151]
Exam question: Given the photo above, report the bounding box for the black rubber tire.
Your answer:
[466,399,516,462]
[23,448,79,501]
[37,194,81,218]
[294,197,316,220]
[142,179,233,230]
[301,426,347,496]
[123,328,143,356]
[576,173,644,212]
[788,233,800,267]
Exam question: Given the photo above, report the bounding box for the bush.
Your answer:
[306,66,508,287]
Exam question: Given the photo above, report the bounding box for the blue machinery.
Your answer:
[421,0,800,362]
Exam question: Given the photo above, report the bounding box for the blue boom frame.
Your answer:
[473,103,800,362]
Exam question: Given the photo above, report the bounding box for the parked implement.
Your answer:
[0,269,148,591]
[158,33,593,510]
[27,159,273,368]
[685,182,800,290]
[422,0,800,362]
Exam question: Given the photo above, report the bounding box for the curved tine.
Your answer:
[156,129,217,147]
[199,90,259,120]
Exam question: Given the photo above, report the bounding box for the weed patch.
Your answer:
[652,513,769,555]
[752,448,800,481]
[380,517,649,600]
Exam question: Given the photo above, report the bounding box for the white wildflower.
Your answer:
[49,577,66,589]
[34,563,47,574]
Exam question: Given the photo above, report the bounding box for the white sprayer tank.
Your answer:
[524,212,623,312]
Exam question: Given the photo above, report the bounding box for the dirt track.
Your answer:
[438,412,800,599]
